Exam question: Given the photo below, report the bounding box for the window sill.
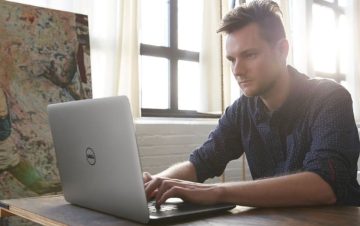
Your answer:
[135,117,218,125]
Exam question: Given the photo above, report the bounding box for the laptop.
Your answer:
[47,96,235,224]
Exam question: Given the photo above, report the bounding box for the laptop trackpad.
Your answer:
[164,197,183,204]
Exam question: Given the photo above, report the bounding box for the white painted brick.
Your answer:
[204,177,222,184]
[226,158,243,168]
[136,120,249,183]
[138,145,197,157]
[135,120,217,136]
[244,155,252,180]
[137,134,206,147]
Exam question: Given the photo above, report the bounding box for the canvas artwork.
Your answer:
[0,1,92,199]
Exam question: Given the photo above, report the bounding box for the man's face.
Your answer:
[226,23,284,97]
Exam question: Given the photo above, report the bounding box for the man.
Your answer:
[144,0,360,207]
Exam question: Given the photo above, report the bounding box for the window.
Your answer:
[140,0,219,118]
[245,0,350,84]
[310,0,349,83]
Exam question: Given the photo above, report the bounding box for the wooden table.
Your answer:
[0,195,359,226]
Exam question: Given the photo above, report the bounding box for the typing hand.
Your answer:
[143,172,158,200]
[144,177,222,209]
[143,172,153,183]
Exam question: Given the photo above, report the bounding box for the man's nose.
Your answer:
[232,59,245,77]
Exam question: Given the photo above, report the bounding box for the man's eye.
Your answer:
[246,53,257,59]
[227,58,235,63]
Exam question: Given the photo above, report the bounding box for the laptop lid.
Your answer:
[48,96,150,223]
[48,96,235,224]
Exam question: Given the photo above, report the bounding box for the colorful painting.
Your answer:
[0,1,92,199]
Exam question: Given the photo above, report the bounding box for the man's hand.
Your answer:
[142,172,158,200]
[142,162,207,207]
[143,171,336,208]
[143,172,153,183]
[144,177,222,208]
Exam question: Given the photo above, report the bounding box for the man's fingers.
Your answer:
[148,189,158,201]
[156,186,187,208]
[143,172,156,200]
[143,172,152,183]
[155,182,218,207]
[155,180,197,207]
[145,177,210,206]
[145,177,164,200]
[155,180,180,203]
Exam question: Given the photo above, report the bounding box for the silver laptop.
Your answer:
[47,96,235,224]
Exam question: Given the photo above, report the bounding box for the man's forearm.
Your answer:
[217,172,336,207]
[155,161,197,182]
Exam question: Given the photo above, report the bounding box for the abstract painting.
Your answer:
[0,1,92,199]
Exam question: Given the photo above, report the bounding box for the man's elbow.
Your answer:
[317,185,337,205]
[309,172,337,205]
[322,192,337,205]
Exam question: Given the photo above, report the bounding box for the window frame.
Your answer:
[140,0,220,118]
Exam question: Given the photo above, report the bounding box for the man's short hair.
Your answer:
[217,0,286,45]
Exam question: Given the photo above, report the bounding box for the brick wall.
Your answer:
[135,119,250,183]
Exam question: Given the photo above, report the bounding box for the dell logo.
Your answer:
[85,147,96,165]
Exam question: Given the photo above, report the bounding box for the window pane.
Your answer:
[141,56,169,109]
[140,0,169,47]
[338,0,348,8]
[178,0,202,52]
[311,4,336,73]
[246,0,279,3]
[178,60,200,111]
[339,15,350,74]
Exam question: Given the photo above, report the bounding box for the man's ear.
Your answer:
[275,38,289,62]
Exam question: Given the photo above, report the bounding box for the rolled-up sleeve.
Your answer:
[189,99,243,182]
[303,87,360,205]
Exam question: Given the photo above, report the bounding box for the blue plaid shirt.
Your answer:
[190,66,360,205]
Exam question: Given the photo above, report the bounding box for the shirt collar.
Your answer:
[254,97,270,124]
[254,66,309,126]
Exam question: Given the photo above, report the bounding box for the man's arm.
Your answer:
[144,99,243,185]
[218,171,336,207]
[147,171,336,207]
[143,161,197,183]
[155,161,198,182]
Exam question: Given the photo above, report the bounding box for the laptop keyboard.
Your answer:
[147,199,235,218]
[148,201,178,213]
